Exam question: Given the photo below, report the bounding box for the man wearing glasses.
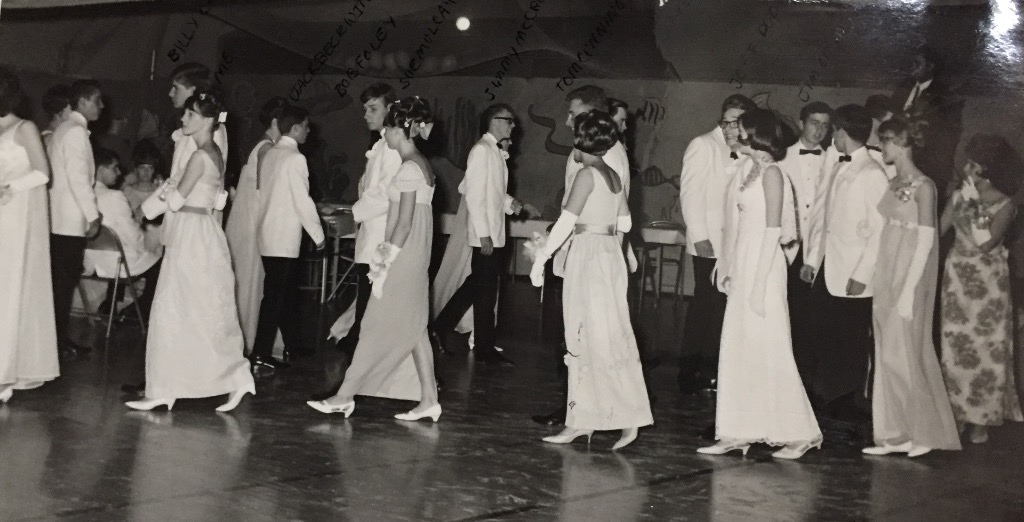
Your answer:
[432,103,522,366]
[677,94,755,394]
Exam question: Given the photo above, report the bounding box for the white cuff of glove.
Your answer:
[616,214,633,234]
[542,210,579,258]
[6,170,48,192]
[166,190,187,211]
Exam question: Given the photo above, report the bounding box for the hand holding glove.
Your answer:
[368,242,402,298]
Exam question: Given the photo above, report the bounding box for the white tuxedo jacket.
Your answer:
[84,184,161,278]
[257,136,325,258]
[47,111,99,236]
[351,131,403,263]
[461,133,515,248]
[563,140,630,206]
[778,141,828,254]
[806,147,888,298]
[678,126,743,257]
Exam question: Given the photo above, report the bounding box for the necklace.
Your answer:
[738,160,764,192]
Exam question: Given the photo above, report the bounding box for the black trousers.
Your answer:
[50,234,87,345]
[678,256,727,379]
[102,260,162,317]
[337,264,371,355]
[251,256,304,358]
[805,261,873,408]
[433,246,503,354]
[787,252,819,404]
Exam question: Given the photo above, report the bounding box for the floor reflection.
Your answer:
[552,447,648,522]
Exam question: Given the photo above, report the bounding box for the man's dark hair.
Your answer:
[799,101,833,123]
[42,84,71,119]
[565,85,608,112]
[359,83,397,106]
[93,147,120,169]
[721,94,755,116]
[833,104,873,144]
[608,97,628,115]
[277,104,310,135]
[170,62,213,90]
[69,79,101,110]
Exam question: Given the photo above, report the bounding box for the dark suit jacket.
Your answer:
[892,77,965,194]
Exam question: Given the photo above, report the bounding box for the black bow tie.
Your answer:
[799,149,821,156]
[838,155,852,162]
[866,145,881,152]
[729,152,738,160]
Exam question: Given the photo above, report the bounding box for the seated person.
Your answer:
[122,139,165,222]
[83,148,162,318]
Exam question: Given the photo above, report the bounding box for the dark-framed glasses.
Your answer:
[493,116,516,125]
[719,119,740,130]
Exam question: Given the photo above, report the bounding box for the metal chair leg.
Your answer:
[674,246,685,309]
[106,275,119,341]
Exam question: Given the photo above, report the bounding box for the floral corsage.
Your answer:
[524,231,549,263]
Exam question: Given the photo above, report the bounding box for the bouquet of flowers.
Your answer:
[959,178,992,245]
[368,242,401,298]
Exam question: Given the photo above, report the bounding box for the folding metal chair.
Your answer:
[78,225,148,350]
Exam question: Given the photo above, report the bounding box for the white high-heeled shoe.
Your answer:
[542,428,594,444]
[612,427,638,450]
[0,386,13,404]
[862,441,912,456]
[394,404,442,422]
[772,439,822,460]
[696,440,750,456]
[307,400,355,418]
[126,398,176,411]
[216,383,256,412]
[907,445,932,458]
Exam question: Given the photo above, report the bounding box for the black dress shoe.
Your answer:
[249,355,290,370]
[531,409,566,426]
[476,350,514,367]
[61,340,92,356]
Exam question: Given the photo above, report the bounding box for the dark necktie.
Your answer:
[799,149,821,156]
[730,152,738,160]
[866,145,881,152]
[838,155,852,162]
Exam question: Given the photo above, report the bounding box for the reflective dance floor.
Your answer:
[2,283,1023,521]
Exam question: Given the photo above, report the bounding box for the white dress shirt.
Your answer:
[563,140,630,206]
[807,146,888,298]
[84,184,161,278]
[256,136,325,258]
[678,126,743,257]
[902,78,933,111]
[351,131,403,263]
[47,111,99,237]
[460,133,516,248]
[778,140,827,252]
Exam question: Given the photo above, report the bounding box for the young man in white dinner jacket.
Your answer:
[432,103,522,366]
[47,79,104,356]
[676,93,755,393]
[800,104,888,420]
[251,104,325,371]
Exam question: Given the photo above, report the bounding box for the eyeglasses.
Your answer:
[493,116,516,125]
[719,120,739,130]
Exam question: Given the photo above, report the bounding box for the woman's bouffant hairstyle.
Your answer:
[0,67,23,117]
[965,133,1022,197]
[572,110,618,157]
[183,90,225,129]
[258,96,290,128]
[385,96,433,139]
[739,108,791,162]
[877,115,925,149]
[42,84,71,119]
[132,139,164,176]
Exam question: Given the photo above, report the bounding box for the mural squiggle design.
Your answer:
[527,104,573,156]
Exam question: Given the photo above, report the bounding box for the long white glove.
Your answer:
[750,227,782,317]
[5,170,48,193]
[616,214,632,233]
[897,226,935,319]
[530,210,579,287]
[141,180,186,219]
[368,242,402,298]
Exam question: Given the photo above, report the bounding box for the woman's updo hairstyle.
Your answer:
[965,133,1022,197]
[877,115,925,149]
[258,96,289,128]
[183,89,226,128]
[572,110,618,157]
[385,96,433,139]
[739,108,790,162]
[0,67,24,118]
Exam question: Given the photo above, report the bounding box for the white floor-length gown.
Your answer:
[225,139,271,353]
[145,151,254,399]
[715,163,821,445]
[0,121,59,387]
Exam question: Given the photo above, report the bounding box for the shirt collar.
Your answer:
[483,132,499,146]
[69,111,89,131]
[917,78,933,92]
[797,138,821,151]
[278,136,298,149]
[848,145,868,160]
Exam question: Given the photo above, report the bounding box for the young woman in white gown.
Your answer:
[0,68,60,403]
[224,97,288,353]
[307,97,440,421]
[699,108,822,459]
[529,111,653,450]
[127,91,255,412]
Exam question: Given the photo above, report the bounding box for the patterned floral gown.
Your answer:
[940,190,1024,427]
